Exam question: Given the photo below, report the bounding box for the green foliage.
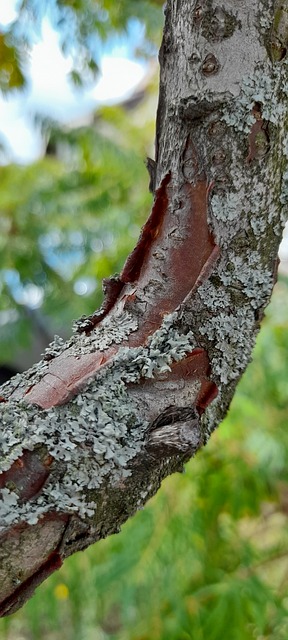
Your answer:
[1,0,164,92]
[0,33,26,93]
[0,105,154,362]
[1,282,288,639]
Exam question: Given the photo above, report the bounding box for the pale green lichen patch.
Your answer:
[210,191,240,224]
[220,252,275,307]
[222,60,288,134]
[0,316,197,531]
[259,0,274,32]
[199,306,255,385]
[0,309,139,403]
[195,280,232,311]
[44,308,139,360]
[0,373,144,530]
[72,309,139,353]
[196,237,276,392]
[196,49,288,436]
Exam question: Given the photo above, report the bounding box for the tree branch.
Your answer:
[0,0,287,616]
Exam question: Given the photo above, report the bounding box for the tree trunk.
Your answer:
[0,0,287,617]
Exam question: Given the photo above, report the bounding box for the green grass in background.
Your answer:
[1,279,288,640]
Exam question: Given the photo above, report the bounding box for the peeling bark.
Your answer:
[0,0,287,617]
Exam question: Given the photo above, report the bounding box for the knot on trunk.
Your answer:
[146,406,202,457]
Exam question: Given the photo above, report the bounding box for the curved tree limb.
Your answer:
[0,0,287,616]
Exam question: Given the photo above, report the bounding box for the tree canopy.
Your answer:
[0,0,164,93]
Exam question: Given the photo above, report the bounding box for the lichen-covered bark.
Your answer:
[0,0,287,617]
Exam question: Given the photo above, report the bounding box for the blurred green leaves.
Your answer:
[0,106,154,361]
[1,0,164,91]
[0,33,26,93]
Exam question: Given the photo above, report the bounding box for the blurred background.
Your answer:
[1,2,288,638]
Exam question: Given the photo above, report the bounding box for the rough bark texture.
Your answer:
[0,0,287,617]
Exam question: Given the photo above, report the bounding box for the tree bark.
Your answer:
[0,0,287,617]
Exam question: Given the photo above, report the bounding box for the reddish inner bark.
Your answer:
[22,164,219,409]
[0,449,53,501]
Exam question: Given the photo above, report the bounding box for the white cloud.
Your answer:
[91,56,146,103]
[0,0,18,27]
[0,19,146,162]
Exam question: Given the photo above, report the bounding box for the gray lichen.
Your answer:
[0,314,198,532]
[188,37,288,437]
[222,60,288,134]
[199,307,256,385]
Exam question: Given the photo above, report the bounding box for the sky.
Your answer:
[0,1,147,162]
